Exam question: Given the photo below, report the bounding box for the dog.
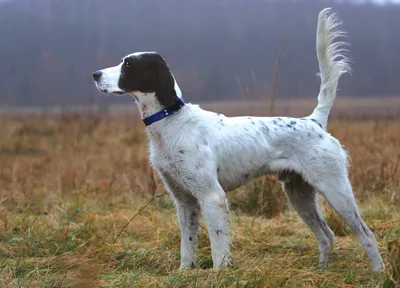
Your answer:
[93,8,384,272]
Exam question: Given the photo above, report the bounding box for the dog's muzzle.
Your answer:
[92,67,124,95]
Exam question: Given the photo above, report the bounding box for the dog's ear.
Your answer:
[153,61,180,107]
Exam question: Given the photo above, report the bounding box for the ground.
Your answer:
[0,98,399,287]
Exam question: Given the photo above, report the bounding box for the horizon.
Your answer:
[1,1,400,107]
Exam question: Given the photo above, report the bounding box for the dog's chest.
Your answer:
[148,136,176,171]
[148,133,217,196]
[147,130,199,178]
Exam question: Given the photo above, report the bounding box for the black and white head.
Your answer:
[93,52,182,109]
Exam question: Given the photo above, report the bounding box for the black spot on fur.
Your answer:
[179,150,185,154]
[244,128,249,131]
[286,124,292,128]
[244,173,250,179]
[191,262,195,268]
[189,237,193,241]
[216,229,222,235]
[308,133,312,137]
[319,134,324,139]
[290,120,296,125]
[261,123,269,134]
[251,121,255,125]
[203,139,208,146]
[311,119,323,129]
[217,167,220,173]
[272,120,278,125]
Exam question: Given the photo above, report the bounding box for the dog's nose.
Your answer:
[93,71,103,81]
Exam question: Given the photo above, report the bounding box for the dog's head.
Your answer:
[93,52,181,107]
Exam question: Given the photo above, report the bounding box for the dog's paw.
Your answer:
[179,261,196,270]
[372,263,385,273]
[212,255,231,270]
[319,253,331,269]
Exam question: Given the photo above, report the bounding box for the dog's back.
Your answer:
[93,8,384,272]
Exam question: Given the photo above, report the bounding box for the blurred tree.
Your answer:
[0,0,399,106]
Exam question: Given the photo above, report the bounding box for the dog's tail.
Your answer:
[309,8,351,130]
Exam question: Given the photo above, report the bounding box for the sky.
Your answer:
[0,0,389,2]
[370,0,400,3]
[338,0,400,2]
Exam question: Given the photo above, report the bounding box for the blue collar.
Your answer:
[143,98,185,126]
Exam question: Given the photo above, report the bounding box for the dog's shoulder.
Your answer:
[147,104,216,169]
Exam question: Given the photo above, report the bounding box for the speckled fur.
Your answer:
[93,8,384,272]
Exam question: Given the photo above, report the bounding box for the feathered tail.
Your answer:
[310,8,351,130]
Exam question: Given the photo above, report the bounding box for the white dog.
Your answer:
[93,8,384,272]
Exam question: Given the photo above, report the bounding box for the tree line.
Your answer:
[0,0,399,106]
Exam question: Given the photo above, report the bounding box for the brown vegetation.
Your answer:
[0,102,399,287]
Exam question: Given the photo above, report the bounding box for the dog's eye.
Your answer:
[124,61,132,67]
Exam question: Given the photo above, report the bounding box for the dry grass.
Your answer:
[0,103,399,287]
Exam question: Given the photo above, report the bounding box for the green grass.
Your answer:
[0,191,398,287]
[0,112,399,287]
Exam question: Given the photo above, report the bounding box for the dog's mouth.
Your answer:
[97,87,124,95]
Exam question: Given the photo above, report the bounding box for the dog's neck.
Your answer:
[135,78,186,146]
[129,77,183,119]
[130,91,165,119]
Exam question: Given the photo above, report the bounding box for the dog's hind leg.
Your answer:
[278,172,335,268]
[304,157,385,272]
[317,177,384,271]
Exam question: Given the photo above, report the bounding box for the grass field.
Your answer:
[0,100,399,287]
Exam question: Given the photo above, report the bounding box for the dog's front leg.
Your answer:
[197,185,231,269]
[158,170,200,269]
[173,193,200,269]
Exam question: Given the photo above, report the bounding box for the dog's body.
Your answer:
[93,8,384,271]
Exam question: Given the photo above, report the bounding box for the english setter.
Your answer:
[93,8,384,272]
